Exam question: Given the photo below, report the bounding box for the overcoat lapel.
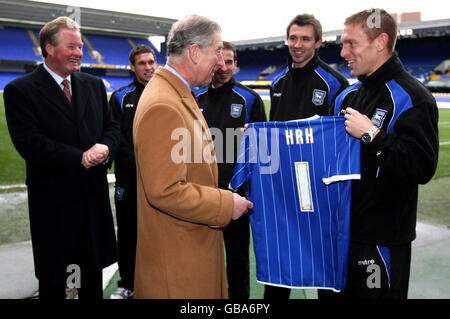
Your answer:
[160,69,213,141]
[34,65,75,121]
[158,68,219,184]
[70,72,88,123]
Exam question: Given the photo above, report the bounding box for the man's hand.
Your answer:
[344,107,379,138]
[232,193,253,220]
[82,143,109,168]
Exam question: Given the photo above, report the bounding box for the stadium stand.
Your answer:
[233,35,450,83]
[232,19,450,86]
[0,0,175,92]
[84,34,132,66]
[0,0,449,93]
[0,27,162,91]
[397,37,450,81]
[0,26,39,61]
[0,72,25,91]
[234,47,286,81]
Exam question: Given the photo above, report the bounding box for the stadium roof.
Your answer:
[0,0,177,38]
[234,18,450,50]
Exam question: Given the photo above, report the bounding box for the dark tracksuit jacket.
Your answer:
[109,78,145,290]
[196,77,267,189]
[333,52,439,246]
[110,79,145,187]
[270,54,349,121]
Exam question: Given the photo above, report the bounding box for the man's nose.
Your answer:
[216,53,225,68]
[340,45,348,59]
[294,39,303,48]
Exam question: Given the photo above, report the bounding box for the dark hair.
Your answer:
[344,9,398,53]
[129,44,156,65]
[39,16,80,58]
[222,41,237,60]
[286,14,322,42]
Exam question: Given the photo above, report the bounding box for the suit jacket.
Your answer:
[3,64,120,285]
[133,67,234,298]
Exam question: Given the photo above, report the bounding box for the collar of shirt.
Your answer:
[288,54,319,75]
[357,52,401,87]
[210,77,235,92]
[164,63,191,91]
[43,62,71,94]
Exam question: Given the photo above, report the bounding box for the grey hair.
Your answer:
[167,15,221,59]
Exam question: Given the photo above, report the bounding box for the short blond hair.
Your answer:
[345,9,398,53]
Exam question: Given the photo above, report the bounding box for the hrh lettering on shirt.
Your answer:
[285,128,314,145]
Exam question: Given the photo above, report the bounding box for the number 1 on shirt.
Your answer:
[295,162,314,212]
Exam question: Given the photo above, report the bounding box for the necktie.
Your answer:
[62,79,72,103]
[191,91,199,107]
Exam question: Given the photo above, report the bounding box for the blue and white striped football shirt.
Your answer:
[229,116,361,292]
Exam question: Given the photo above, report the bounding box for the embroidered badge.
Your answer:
[312,89,327,106]
[371,108,388,128]
[115,186,124,201]
[230,104,243,118]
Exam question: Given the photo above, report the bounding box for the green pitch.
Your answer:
[0,94,26,185]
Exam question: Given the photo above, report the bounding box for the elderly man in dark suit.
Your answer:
[3,16,120,299]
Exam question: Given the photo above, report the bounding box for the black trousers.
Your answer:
[318,241,412,299]
[38,224,103,300]
[223,213,250,299]
[114,183,137,291]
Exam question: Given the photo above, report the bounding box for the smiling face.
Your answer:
[287,24,322,68]
[212,48,236,88]
[131,52,157,85]
[45,27,83,78]
[196,31,224,87]
[341,23,381,77]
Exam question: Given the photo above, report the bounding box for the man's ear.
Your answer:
[188,44,201,64]
[45,43,54,57]
[315,38,323,50]
[376,33,389,51]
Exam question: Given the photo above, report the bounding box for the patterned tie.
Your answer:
[191,91,199,107]
[62,79,72,103]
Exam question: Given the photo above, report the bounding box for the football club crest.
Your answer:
[312,89,327,106]
[115,186,124,201]
[230,104,243,118]
[371,108,387,128]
